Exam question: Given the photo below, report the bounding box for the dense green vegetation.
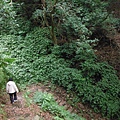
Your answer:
[0,41,15,92]
[34,92,85,120]
[0,0,120,119]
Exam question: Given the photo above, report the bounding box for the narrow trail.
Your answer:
[3,84,53,120]
[3,92,43,120]
[1,83,107,120]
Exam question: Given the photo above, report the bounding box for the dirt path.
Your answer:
[3,93,43,120]
[2,84,53,120]
[0,83,107,120]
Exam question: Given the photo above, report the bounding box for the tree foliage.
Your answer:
[12,0,115,44]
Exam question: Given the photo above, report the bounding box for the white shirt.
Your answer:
[6,81,19,93]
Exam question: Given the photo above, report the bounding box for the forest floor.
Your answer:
[95,31,120,78]
[0,83,107,120]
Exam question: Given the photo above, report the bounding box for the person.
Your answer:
[6,78,19,104]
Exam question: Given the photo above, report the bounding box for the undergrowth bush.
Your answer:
[0,68,6,92]
[32,54,70,82]
[52,42,97,68]
[1,0,119,119]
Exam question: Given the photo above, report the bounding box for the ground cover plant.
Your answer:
[34,91,85,120]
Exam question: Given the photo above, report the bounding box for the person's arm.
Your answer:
[14,82,19,93]
[6,83,9,93]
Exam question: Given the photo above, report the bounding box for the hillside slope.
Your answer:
[0,83,107,120]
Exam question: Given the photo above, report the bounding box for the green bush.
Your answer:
[32,54,70,82]
[0,68,6,92]
[33,41,120,119]
[52,41,120,119]
[55,0,113,41]
[52,41,96,68]
[114,18,120,32]
[20,0,115,43]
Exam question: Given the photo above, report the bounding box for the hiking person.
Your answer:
[6,78,19,104]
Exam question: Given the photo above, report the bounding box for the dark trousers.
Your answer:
[9,92,17,104]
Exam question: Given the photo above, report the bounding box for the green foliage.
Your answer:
[0,68,5,92]
[32,53,70,82]
[114,18,120,32]
[28,0,114,43]
[1,29,119,119]
[34,92,85,120]
[52,41,97,68]
[61,15,90,40]
[0,0,17,34]
[63,0,110,41]
[48,66,84,91]
[14,17,31,36]
[0,41,15,91]
[0,28,53,81]
[0,0,31,35]
[52,41,120,119]
[0,104,6,120]
[0,0,119,119]
[23,91,32,107]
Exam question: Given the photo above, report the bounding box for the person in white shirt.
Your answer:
[6,78,19,104]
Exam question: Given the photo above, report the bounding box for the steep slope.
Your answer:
[0,83,107,120]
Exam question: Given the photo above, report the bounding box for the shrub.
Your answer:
[0,0,16,34]
[33,41,120,119]
[32,54,70,82]
[52,41,96,68]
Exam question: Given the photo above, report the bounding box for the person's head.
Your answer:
[8,78,13,81]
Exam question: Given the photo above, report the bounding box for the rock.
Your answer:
[32,115,40,120]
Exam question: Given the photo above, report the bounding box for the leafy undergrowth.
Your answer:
[0,83,108,120]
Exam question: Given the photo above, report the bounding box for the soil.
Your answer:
[0,83,108,120]
[95,32,120,79]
